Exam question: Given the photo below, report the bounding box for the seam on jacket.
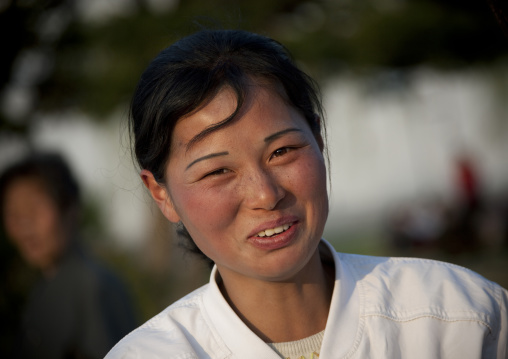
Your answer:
[336,252,503,358]
[343,253,501,335]
[172,353,199,359]
[362,312,493,334]
[367,306,492,318]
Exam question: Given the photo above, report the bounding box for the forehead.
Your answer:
[172,89,236,147]
[170,83,294,153]
[3,177,51,209]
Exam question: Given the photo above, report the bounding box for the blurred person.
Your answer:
[0,152,137,359]
[104,29,507,358]
[445,153,484,253]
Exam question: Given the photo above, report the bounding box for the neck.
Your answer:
[217,247,334,343]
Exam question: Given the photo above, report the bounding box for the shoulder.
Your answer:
[105,285,210,359]
[338,252,507,332]
[339,252,498,289]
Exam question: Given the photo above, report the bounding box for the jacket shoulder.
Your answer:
[105,285,210,359]
[339,253,506,333]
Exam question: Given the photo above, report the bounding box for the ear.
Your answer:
[140,170,181,223]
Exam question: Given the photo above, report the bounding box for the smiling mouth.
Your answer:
[256,224,291,238]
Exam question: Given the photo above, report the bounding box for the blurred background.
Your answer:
[1,0,508,344]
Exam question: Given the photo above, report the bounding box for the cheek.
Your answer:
[174,185,240,234]
[293,156,329,238]
[4,217,19,239]
[291,154,328,199]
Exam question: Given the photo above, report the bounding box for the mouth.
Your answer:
[248,220,298,250]
[256,223,291,238]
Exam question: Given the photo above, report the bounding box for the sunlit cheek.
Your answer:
[178,185,240,234]
[176,187,243,263]
[292,155,327,195]
[292,155,329,229]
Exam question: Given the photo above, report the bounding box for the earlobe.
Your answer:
[140,170,181,223]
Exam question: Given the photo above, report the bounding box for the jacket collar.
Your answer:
[202,239,361,358]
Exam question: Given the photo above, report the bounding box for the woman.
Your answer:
[0,153,137,359]
[106,29,508,358]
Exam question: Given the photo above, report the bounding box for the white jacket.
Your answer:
[106,240,508,358]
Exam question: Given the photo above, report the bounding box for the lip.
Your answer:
[248,215,299,238]
[247,216,299,250]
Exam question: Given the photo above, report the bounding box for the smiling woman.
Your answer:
[106,29,508,359]
[146,84,329,289]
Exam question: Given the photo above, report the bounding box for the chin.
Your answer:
[252,247,319,282]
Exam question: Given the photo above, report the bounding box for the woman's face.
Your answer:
[2,178,66,272]
[146,84,328,283]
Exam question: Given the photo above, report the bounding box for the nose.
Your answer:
[242,167,285,210]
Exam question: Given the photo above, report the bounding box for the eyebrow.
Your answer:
[264,128,303,143]
[186,151,229,170]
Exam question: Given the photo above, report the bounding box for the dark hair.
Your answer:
[129,29,326,265]
[0,152,81,221]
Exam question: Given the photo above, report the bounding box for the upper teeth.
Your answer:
[257,224,290,237]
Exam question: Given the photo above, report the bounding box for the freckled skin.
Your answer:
[155,84,329,285]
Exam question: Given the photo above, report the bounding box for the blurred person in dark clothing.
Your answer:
[0,152,137,359]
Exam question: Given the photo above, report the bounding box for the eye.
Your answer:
[271,147,292,159]
[204,168,231,178]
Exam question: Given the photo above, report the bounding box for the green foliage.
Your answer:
[1,0,507,140]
